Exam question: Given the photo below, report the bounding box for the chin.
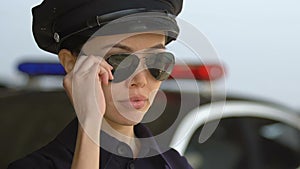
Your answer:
[120,112,145,125]
[104,112,145,126]
[122,119,140,126]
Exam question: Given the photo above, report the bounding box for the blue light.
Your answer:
[18,62,66,76]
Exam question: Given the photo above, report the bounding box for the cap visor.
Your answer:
[80,12,179,39]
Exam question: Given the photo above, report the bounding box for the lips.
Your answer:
[119,96,148,110]
[130,96,148,109]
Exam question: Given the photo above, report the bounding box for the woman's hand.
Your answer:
[63,54,113,116]
[64,55,113,142]
[62,55,113,169]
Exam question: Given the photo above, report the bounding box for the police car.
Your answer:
[1,60,300,169]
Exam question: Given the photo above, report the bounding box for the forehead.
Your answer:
[81,32,166,55]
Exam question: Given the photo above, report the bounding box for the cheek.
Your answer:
[148,81,162,102]
[101,84,114,107]
[150,81,162,91]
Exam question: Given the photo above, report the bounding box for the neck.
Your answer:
[101,118,140,157]
[102,118,135,138]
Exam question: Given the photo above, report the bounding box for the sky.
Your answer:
[1,0,300,110]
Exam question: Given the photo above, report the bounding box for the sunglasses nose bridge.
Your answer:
[129,55,153,79]
[139,58,148,70]
[133,53,147,71]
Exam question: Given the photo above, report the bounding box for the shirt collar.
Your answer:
[56,118,171,168]
[56,118,167,158]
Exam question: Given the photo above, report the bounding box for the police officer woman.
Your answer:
[8,0,192,168]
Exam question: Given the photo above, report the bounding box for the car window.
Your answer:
[184,117,300,169]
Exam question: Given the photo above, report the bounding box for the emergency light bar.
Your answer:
[18,62,225,81]
[170,64,225,81]
[18,62,66,76]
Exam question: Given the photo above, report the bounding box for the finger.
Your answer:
[74,55,113,84]
[107,64,114,81]
[74,55,100,76]
[87,55,112,82]
[87,60,110,85]
[98,59,114,81]
[98,66,110,85]
[104,63,113,80]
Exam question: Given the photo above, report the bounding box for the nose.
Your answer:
[129,69,149,88]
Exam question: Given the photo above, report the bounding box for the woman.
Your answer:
[8,0,192,168]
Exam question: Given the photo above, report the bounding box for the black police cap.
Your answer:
[32,0,183,54]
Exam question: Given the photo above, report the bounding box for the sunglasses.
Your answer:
[105,51,175,83]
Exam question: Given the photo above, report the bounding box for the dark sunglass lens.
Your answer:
[146,52,175,81]
[148,68,170,81]
[106,54,139,83]
[106,54,128,70]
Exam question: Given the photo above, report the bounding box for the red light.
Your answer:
[170,64,225,81]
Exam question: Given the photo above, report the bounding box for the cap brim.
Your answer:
[79,12,179,42]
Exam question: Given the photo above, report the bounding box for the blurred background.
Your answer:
[1,0,300,109]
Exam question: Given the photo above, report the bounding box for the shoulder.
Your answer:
[7,139,73,169]
[7,152,51,169]
[163,148,193,169]
[7,144,54,169]
[7,119,78,169]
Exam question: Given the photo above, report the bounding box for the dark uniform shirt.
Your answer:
[8,119,193,169]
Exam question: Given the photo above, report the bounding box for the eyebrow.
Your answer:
[103,43,166,52]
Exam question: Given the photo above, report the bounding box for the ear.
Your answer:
[58,49,76,73]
